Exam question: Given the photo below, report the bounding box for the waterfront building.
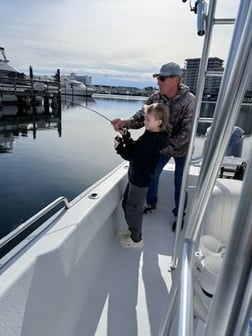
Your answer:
[183,57,224,98]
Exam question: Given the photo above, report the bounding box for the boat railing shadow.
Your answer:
[141,214,173,335]
[73,206,142,336]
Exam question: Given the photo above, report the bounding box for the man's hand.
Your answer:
[111,119,126,131]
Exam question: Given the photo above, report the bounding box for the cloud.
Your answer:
[1,0,240,86]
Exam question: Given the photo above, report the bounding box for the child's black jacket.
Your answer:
[116,130,168,187]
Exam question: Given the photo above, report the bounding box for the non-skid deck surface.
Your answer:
[73,204,175,336]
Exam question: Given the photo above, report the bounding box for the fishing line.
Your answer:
[83,105,112,123]
[66,101,112,123]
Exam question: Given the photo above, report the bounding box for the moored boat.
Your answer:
[61,76,94,97]
[0,47,23,103]
[0,47,20,77]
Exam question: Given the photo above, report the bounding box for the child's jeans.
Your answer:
[122,182,147,242]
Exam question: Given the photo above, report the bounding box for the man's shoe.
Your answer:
[172,208,177,217]
[172,218,184,232]
[172,208,185,232]
[143,205,156,214]
[172,208,186,218]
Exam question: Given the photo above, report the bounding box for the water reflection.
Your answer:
[61,94,95,108]
[0,103,62,153]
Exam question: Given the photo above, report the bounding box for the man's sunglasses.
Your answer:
[157,75,175,81]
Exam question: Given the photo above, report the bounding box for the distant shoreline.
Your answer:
[93,93,148,101]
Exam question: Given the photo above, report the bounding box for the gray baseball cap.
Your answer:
[153,62,182,78]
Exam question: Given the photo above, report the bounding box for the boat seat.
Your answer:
[200,178,242,244]
[205,126,244,157]
[194,178,242,297]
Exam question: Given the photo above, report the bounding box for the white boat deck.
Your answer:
[70,163,203,336]
[73,198,174,336]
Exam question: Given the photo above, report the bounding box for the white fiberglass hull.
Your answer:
[0,163,196,335]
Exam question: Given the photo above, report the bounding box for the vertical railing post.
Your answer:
[177,240,194,336]
[160,1,252,335]
[170,0,218,269]
[185,0,252,243]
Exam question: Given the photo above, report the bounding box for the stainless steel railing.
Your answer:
[170,0,218,270]
[178,240,194,336]
[160,0,252,335]
[203,1,252,334]
[0,161,128,267]
[186,0,252,242]
[0,196,69,251]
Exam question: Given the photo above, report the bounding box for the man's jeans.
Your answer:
[146,155,187,215]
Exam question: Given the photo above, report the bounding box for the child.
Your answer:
[114,103,169,248]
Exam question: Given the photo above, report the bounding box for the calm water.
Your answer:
[0,96,145,239]
[0,96,252,239]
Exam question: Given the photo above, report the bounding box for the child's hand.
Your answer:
[114,136,122,149]
[119,127,128,136]
[119,128,131,140]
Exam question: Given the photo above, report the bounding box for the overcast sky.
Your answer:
[1,0,239,87]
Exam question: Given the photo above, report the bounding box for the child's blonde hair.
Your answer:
[144,103,169,131]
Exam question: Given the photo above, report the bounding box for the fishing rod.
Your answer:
[66,101,112,123]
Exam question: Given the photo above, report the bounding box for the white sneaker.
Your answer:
[120,236,143,248]
[118,228,131,237]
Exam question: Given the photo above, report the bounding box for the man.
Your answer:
[112,62,195,231]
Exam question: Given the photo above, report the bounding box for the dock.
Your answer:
[0,67,61,114]
[0,66,62,153]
